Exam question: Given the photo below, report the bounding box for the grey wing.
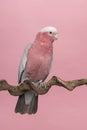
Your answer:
[18,43,32,83]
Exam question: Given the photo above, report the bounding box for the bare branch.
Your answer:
[0,76,87,96]
[0,80,31,96]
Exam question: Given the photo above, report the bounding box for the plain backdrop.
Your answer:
[0,0,87,130]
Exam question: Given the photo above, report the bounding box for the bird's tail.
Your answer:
[15,90,38,114]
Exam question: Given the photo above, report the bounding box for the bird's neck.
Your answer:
[31,32,53,55]
[32,39,53,55]
[35,32,54,44]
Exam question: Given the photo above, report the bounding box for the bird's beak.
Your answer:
[54,33,58,40]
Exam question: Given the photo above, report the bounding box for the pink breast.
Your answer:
[25,48,53,82]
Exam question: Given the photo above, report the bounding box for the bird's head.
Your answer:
[36,26,58,43]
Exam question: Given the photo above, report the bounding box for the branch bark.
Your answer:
[0,76,87,96]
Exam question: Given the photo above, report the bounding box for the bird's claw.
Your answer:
[31,81,46,89]
[40,82,46,89]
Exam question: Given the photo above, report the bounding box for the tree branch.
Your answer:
[0,76,87,96]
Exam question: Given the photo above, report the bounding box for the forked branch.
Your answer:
[0,76,87,96]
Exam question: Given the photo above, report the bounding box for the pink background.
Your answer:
[0,0,87,129]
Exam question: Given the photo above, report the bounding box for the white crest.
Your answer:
[40,26,57,33]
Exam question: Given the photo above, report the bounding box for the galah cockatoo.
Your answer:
[15,26,58,114]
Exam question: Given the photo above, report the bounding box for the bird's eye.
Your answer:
[49,31,52,34]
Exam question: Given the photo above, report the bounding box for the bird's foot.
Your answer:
[18,77,29,86]
[31,81,46,89]
[39,81,46,89]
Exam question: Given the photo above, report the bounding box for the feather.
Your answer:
[18,43,32,83]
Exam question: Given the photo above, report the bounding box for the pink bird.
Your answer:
[15,26,58,114]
